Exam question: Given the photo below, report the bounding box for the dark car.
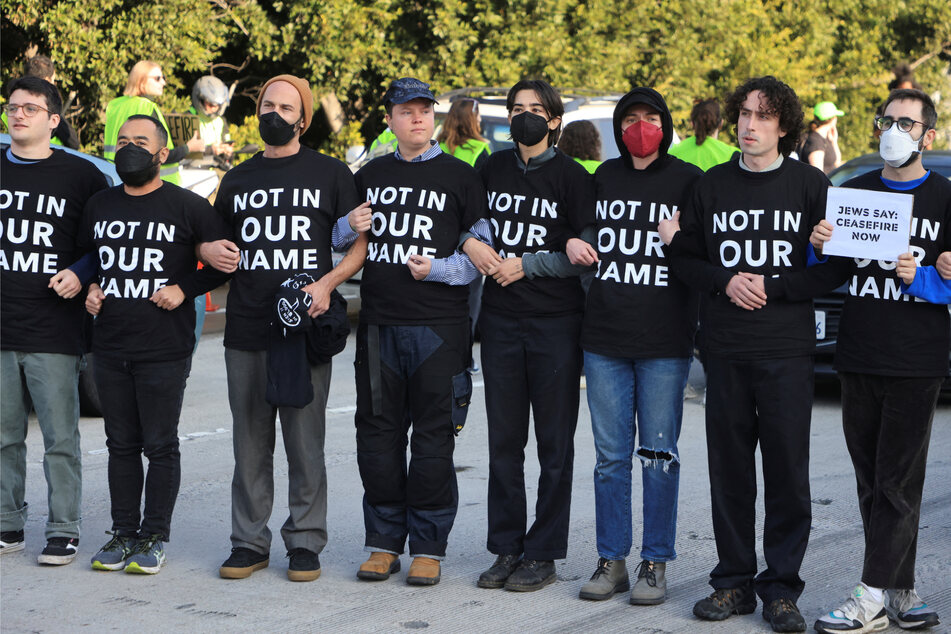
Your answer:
[815,150,951,385]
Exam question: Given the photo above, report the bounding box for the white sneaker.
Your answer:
[886,589,940,630]
[814,583,888,633]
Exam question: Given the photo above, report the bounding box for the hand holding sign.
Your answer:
[822,187,913,260]
[896,253,918,285]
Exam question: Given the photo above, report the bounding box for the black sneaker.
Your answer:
[1,530,25,555]
[763,598,806,632]
[219,547,269,579]
[287,548,320,582]
[37,537,79,565]
[477,554,521,589]
[693,586,757,621]
[503,559,556,592]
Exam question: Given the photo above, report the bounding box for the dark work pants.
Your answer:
[95,354,191,541]
[480,309,582,560]
[354,321,470,558]
[839,371,942,590]
[704,354,814,603]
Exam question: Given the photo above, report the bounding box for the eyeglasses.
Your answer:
[2,103,50,117]
[874,116,926,133]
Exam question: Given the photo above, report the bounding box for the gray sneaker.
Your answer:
[629,560,667,605]
[886,588,940,630]
[124,535,166,575]
[91,533,137,571]
[579,557,629,601]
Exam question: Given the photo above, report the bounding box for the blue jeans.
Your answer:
[584,351,690,562]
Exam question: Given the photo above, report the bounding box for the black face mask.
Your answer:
[510,111,551,147]
[258,111,300,146]
[115,144,161,187]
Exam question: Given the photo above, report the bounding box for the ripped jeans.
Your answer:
[584,352,690,562]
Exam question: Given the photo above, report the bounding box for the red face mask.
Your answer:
[622,119,664,158]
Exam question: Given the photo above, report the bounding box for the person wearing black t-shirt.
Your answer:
[343,78,489,586]
[566,88,702,605]
[81,115,226,575]
[199,75,368,583]
[455,79,590,593]
[660,77,829,633]
[1,77,108,564]
[810,89,948,633]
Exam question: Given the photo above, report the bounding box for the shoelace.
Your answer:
[590,557,612,579]
[635,561,657,587]
[102,532,131,552]
[772,598,798,614]
[131,535,160,555]
[711,588,741,607]
[893,589,923,612]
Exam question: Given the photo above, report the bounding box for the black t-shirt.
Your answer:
[670,156,830,359]
[800,131,835,174]
[1,149,108,355]
[582,155,703,358]
[215,147,359,350]
[355,153,487,325]
[80,183,224,361]
[834,170,951,377]
[480,148,589,317]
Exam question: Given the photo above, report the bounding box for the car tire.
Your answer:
[79,354,102,417]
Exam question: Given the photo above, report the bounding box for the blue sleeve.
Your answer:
[901,265,951,304]
[422,220,492,285]
[67,252,97,285]
[807,243,829,268]
[332,215,359,251]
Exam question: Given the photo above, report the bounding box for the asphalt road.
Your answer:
[2,331,949,633]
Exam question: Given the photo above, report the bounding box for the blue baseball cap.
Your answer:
[383,77,438,106]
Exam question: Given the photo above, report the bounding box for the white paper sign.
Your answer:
[823,187,913,260]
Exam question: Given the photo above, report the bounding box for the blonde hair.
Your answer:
[124,60,161,97]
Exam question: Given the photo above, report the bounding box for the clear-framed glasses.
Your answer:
[2,103,50,117]
[874,115,925,133]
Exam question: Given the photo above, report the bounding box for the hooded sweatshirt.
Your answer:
[580,88,703,359]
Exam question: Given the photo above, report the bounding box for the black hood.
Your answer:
[613,87,674,169]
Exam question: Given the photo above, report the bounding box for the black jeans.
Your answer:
[480,309,582,560]
[704,354,814,603]
[95,354,190,541]
[839,371,942,590]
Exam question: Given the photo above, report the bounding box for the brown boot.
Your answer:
[407,556,441,586]
[357,552,400,581]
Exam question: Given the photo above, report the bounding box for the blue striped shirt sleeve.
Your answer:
[423,219,493,285]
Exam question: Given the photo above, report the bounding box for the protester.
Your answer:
[799,101,844,174]
[0,76,108,564]
[437,98,491,169]
[568,87,702,605]
[188,75,233,163]
[558,120,602,174]
[0,55,79,149]
[668,99,739,171]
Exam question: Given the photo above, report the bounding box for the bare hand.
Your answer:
[85,284,105,316]
[726,273,767,310]
[810,219,834,251]
[937,252,951,280]
[348,201,373,233]
[150,284,185,310]
[896,253,917,285]
[567,238,598,266]
[186,130,204,153]
[462,237,502,274]
[49,269,81,299]
[489,257,525,287]
[302,278,332,317]
[407,255,432,280]
[212,142,233,159]
[199,239,240,273]
[658,210,681,246]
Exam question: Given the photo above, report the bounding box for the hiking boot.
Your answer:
[477,553,521,589]
[406,556,441,586]
[37,537,79,565]
[763,598,806,632]
[579,558,629,600]
[287,548,321,582]
[91,533,137,571]
[815,584,887,633]
[504,559,556,592]
[693,586,757,621]
[357,552,400,581]
[124,534,166,574]
[886,588,939,630]
[629,560,666,605]
[1,530,25,555]
[219,546,269,579]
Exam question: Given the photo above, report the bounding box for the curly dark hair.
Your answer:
[724,76,803,157]
[558,120,601,161]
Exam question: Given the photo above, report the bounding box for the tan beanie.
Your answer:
[257,74,314,132]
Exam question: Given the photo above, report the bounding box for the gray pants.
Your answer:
[225,348,330,554]
[0,351,82,539]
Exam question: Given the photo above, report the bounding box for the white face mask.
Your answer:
[879,125,922,168]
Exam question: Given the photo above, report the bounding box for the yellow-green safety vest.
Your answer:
[439,139,490,168]
[103,95,181,185]
[573,157,601,174]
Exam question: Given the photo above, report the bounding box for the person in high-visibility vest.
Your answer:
[187,75,233,164]
[436,98,491,169]
[558,119,602,174]
[0,54,79,149]
[103,61,202,185]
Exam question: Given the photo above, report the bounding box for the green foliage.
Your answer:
[3,0,949,160]
[227,114,263,166]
